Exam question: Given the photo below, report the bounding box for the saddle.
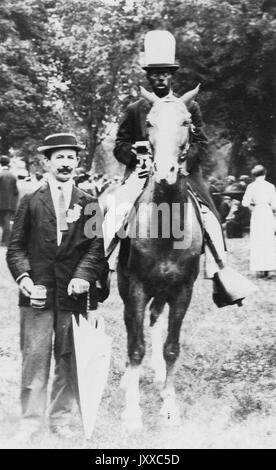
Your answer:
[105,176,205,262]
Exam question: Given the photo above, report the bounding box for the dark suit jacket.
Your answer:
[0,168,19,211]
[6,183,108,313]
[114,97,219,218]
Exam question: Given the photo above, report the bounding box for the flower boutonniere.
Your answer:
[66,203,82,223]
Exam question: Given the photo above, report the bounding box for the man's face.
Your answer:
[147,68,173,98]
[45,148,79,182]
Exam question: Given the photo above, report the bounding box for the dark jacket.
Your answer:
[113,97,219,217]
[0,168,19,211]
[6,183,108,313]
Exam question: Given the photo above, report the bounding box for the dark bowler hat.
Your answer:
[0,155,10,166]
[221,183,245,201]
[37,133,85,154]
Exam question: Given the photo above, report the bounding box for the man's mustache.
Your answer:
[57,166,73,173]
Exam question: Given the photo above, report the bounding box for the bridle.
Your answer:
[143,109,194,178]
[139,84,200,180]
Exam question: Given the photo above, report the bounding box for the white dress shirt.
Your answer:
[48,174,73,245]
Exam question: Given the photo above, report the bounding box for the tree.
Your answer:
[160,0,276,180]
[0,0,63,159]
[49,0,147,169]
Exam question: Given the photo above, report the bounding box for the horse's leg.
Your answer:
[120,278,149,431]
[160,286,193,425]
[149,299,167,384]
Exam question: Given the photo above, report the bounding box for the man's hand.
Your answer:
[19,276,34,297]
[67,278,90,296]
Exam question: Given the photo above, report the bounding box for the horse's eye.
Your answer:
[182,118,192,127]
[146,120,152,128]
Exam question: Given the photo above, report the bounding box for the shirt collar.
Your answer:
[48,173,73,191]
[153,90,174,101]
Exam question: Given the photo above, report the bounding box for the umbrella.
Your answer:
[72,314,112,439]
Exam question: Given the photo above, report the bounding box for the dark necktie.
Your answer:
[58,186,68,232]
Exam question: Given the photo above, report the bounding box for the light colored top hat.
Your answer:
[142,30,179,71]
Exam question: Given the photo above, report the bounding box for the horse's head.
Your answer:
[141,84,200,185]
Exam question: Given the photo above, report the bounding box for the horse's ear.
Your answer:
[181,83,201,109]
[140,86,159,104]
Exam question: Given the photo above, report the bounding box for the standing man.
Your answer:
[0,155,19,246]
[7,133,108,443]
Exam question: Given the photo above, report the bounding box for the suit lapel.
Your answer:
[139,99,152,140]
[39,183,56,219]
[68,185,85,211]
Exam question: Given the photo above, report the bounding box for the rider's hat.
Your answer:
[142,31,179,71]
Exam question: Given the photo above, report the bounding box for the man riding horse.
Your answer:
[105,30,254,307]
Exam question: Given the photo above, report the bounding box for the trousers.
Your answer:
[20,305,81,428]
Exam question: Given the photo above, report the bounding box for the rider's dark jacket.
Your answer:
[114,96,219,218]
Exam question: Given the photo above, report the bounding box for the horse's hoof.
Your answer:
[121,408,143,432]
[122,417,143,432]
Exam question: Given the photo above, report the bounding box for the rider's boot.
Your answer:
[202,207,256,307]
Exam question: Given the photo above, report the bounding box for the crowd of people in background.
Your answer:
[207,166,276,279]
[1,152,276,280]
[208,173,252,238]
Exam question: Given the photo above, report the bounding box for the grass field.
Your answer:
[1,235,276,449]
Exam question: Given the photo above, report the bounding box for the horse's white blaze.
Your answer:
[150,313,167,384]
[147,99,190,184]
[121,365,142,431]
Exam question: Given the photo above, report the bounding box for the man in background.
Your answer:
[0,155,19,246]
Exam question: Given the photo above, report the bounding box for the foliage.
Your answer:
[161,0,276,179]
[49,0,146,169]
[0,0,64,160]
[0,0,276,179]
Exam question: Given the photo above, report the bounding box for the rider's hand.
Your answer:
[67,278,90,296]
[19,276,34,297]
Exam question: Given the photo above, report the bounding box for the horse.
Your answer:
[116,85,204,430]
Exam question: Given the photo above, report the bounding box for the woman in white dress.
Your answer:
[242,165,276,277]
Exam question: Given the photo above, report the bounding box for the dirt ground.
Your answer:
[1,235,276,449]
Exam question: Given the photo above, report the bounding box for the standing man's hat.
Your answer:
[142,30,179,71]
[37,133,85,154]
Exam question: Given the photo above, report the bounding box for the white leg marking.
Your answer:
[121,366,143,431]
[150,313,167,384]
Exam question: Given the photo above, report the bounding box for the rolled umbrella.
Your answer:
[72,314,112,439]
